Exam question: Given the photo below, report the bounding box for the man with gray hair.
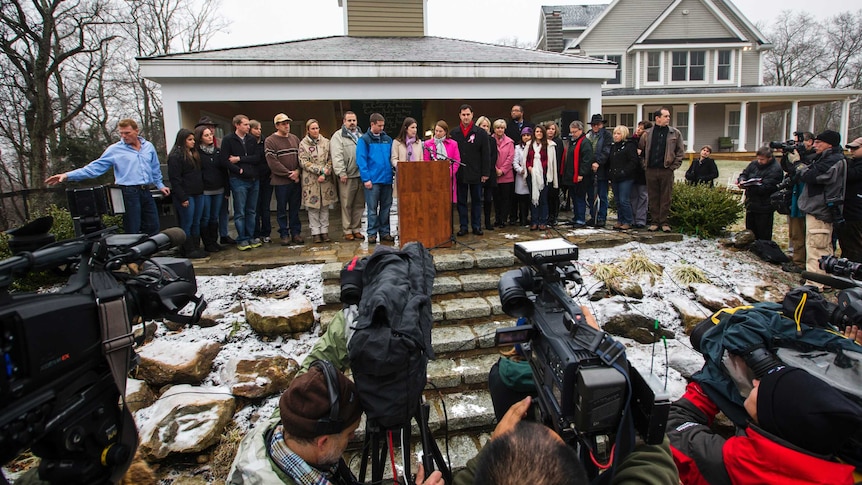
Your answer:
[559,121,594,227]
[331,111,365,241]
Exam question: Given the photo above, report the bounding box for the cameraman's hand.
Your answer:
[415,463,444,485]
[844,325,862,345]
[492,396,531,440]
[787,150,801,164]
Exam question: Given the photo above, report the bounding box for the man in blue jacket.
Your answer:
[356,113,394,244]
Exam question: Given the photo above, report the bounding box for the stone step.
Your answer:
[320,249,517,282]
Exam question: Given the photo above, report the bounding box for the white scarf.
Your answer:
[530,142,544,206]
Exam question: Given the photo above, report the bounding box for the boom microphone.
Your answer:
[127,227,186,260]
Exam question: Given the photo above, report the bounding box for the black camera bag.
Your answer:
[750,239,790,264]
[347,242,435,430]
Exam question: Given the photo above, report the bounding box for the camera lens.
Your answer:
[499,268,533,318]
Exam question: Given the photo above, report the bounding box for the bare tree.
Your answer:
[761,12,827,87]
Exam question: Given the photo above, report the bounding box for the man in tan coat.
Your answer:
[331,111,365,241]
[638,107,685,233]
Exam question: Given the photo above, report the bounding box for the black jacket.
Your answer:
[738,157,783,213]
[167,150,204,204]
[199,145,227,192]
[608,140,640,181]
[505,119,534,144]
[219,132,262,180]
[685,157,719,186]
[484,131,498,187]
[254,138,269,181]
[451,124,490,184]
[559,134,594,187]
[844,156,862,222]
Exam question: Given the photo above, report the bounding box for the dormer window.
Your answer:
[671,51,705,82]
[716,50,733,82]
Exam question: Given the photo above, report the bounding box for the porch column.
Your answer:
[687,102,696,153]
[636,103,644,125]
[789,100,799,139]
[781,110,788,142]
[736,101,748,151]
[809,105,816,133]
[839,98,851,145]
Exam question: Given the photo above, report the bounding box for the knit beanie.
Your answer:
[814,130,841,148]
[756,365,862,455]
[280,363,363,439]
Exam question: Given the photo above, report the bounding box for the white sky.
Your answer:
[207,0,858,51]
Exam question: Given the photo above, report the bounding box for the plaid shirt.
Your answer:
[270,425,338,485]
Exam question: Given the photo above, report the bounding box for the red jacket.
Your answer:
[668,382,857,485]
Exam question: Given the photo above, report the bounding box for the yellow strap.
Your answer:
[793,292,807,334]
[709,305,755,325]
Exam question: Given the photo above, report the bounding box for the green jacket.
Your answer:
[452,436,679,485]
[300,307,354,374]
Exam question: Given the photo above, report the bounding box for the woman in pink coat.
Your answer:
[492,119,515,227]
[423,120,461,203]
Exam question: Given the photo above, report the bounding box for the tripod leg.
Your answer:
[416,401,453,484]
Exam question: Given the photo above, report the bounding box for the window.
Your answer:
[671,50,706,82]
[606,114,618,127]
[727,110,740,139]
[647,52,662,83]
[593,54,622,85]
[676,112,689,141]
[717,50,732,81]
[620,113,635,131]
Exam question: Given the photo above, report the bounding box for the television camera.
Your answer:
[494,239,669,480]
[769,131,805,152]
[0,221,206,484]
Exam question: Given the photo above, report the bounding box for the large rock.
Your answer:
[603,313,675,344]
[137,384,235,460]
[667,295,711,334]
[221,354,300,399]
[136,340,221,386]
[690,283,746,312]
[608,280,644,299]
[732,230,756,248]
[245,297,314,336]
[125,378,155,413]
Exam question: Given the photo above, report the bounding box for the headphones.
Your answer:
[310,360,344,435]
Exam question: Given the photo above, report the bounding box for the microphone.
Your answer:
[127,227,186,260]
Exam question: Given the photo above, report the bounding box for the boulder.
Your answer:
[197,306,225,328]
[667,295,712,334]
[608,280,644,299]
[125,378,156,413]
[245,297,314,336]
[603,313,674,344]
[136,340,221,386]
[732,230,755,248]
[739,284,785,304]
[137,384,235,461]
[133,321,158,343]
[689,283,746,312]
[221,354,300,399]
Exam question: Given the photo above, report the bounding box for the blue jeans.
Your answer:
[229,177,258,244]
[176,194,205,237]
[573,183,588,224]
[457,182,482,230]
[586,176,609,222]
[200,193,223,227]
[364,183,393,237]
[611,179,634,225]
[121,186,159,235]
[219,188,231,238]
[274,183,302,237]
[255,177,273,238]
[530,186,549,226]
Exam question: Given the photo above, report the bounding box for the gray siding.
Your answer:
[579,0,673,54]
[740,50,761,85]
[692,103,726,150]
[624,53,634,87]
[712,0,763,45]
[346,0,424,37]
[648,0,736,40]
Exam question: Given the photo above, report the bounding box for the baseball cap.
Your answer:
[273,113,293,124]
[845,137,862,149]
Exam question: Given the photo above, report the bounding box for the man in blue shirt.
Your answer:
[45,118,169,235]
[356,113,394,244]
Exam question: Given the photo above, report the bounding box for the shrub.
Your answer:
[669,182,742,238]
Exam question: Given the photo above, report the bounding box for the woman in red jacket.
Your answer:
[668,365,862,485]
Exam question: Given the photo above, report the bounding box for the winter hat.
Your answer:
[520,126,533,136]
[756,365,862,455]
[814,130,841,147]
[195,116,215,129]
[280,362,363,439]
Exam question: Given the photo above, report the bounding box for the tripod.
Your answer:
[422,145,474,251]
[358,398,452,485]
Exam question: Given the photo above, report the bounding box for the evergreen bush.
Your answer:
[669,182,742,238]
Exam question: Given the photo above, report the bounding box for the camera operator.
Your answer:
[797,130,847,289]
[779,132,816,270]
[227,362,443,485]
[668,365,862,484]
[453,397,679,485]
[737,147,783,240]
[838,137,862,262]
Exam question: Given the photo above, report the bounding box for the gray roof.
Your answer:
[140,35,608,65]
[604,86,862,96]
[541,4,608,29]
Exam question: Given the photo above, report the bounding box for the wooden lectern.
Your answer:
[397,160,451,248]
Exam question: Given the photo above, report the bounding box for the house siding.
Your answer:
[712,0,761,44]
[578,0,674,55]
[740,49,761,85]
[693,103,726,150]
[648,0,737,41]
[346,0,424,37]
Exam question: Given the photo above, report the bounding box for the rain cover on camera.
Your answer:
[692,302,862,427]
[347,242,435,430]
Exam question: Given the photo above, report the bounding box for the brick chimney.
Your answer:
[545,10,564,53]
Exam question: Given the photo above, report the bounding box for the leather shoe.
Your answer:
[343,233,355,241]
[473,228,484,236]
[381,234,395,242]
[457,228,468,237]
[485,224,495,231]
[353,232,365,241]
[291,235,305,244]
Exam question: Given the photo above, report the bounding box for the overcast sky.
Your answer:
[206,0,856,51]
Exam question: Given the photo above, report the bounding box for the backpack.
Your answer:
[346,242,436,430]
[750,239,790,264]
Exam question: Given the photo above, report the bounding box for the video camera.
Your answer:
[768,131,804,152]
[0,221,206,484]
[801,255,862,328]
[494,239,669,479]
